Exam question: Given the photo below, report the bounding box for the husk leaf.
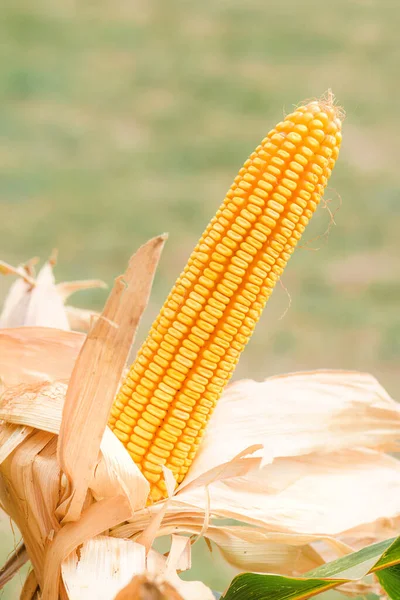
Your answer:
[64,306,99,332]
[42,495,133,600]
[57,235,166,523]
[0,327,83,387]
[56,280,107,302]
[183,371,400,486]
[0,422,33,465]
[25,264,70,330]
[61,537,146,600]
[0,541,28,590]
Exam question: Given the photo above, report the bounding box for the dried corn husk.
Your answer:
[0,327,84,388]
[0,257,106,332]
[1,236,400,599]
[0,237,211,600]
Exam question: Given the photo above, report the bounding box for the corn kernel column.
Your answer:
[109,98,343,502]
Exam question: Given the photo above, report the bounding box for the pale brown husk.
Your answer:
[1,236,400,599]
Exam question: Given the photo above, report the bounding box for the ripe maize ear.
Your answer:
[109,97,343,502]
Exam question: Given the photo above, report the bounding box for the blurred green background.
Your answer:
[0,0,399,597]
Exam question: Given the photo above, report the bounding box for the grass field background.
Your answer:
[1,0,399,597]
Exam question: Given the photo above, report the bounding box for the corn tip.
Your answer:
[294,92,345,125]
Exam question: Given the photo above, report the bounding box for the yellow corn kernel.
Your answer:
[109,97,343,502]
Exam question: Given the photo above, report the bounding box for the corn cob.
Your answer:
[109,97,343,502]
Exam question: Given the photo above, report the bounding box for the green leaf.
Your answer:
[307,537,395,579]
[371,537,400,599]
[377,564,400,600]
[222,573,343,600]
[222,536,400,600]
[372,536,400,571]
